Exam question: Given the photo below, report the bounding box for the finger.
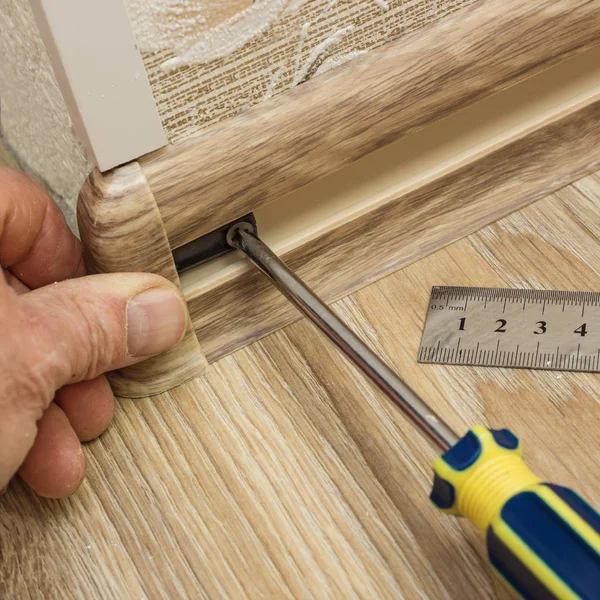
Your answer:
[17,273,187,381]
[0,166,85,288]
[18,273,186,380]
[18,403,86,498]
[55,376,115,442]
[0,272,186,487]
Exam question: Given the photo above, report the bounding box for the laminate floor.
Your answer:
[3,172,600,599]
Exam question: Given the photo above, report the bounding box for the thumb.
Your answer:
[0,273,187,484]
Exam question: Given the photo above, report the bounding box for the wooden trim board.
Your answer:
[77,1,600,397]
[77,163,207,398]
[183,90,600,363]
[181,45,600,294]
[138,0,600,250]
[30,0,166,171]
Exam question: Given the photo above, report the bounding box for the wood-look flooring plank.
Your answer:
[4,172,600,598]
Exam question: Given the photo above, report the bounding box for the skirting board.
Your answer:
[183,89,600,363]
[78,0,600,397]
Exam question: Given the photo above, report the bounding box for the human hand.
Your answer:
[0,167,187,498]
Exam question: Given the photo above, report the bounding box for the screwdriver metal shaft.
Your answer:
[227,223,459,451]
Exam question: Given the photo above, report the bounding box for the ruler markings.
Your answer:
[419,287,600,372]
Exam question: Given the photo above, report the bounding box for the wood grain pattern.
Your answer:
[4,172,600,598]
[77,163,207,397]
[139,0,600,249]
[187,95,600,363]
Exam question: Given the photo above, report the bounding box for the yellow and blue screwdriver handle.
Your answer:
[430,426,600,599]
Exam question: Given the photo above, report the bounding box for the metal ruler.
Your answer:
[418,287,600,372]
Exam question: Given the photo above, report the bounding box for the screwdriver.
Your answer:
[227,222,600,600]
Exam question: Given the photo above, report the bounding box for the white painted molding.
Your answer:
[29,0,167,172]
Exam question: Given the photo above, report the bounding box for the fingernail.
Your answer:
[126,287,187,357]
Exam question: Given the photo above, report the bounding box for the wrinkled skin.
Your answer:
[0,167,187,498]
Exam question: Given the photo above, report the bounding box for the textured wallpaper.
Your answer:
[0,0,91,230]
[126,0,478,143]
